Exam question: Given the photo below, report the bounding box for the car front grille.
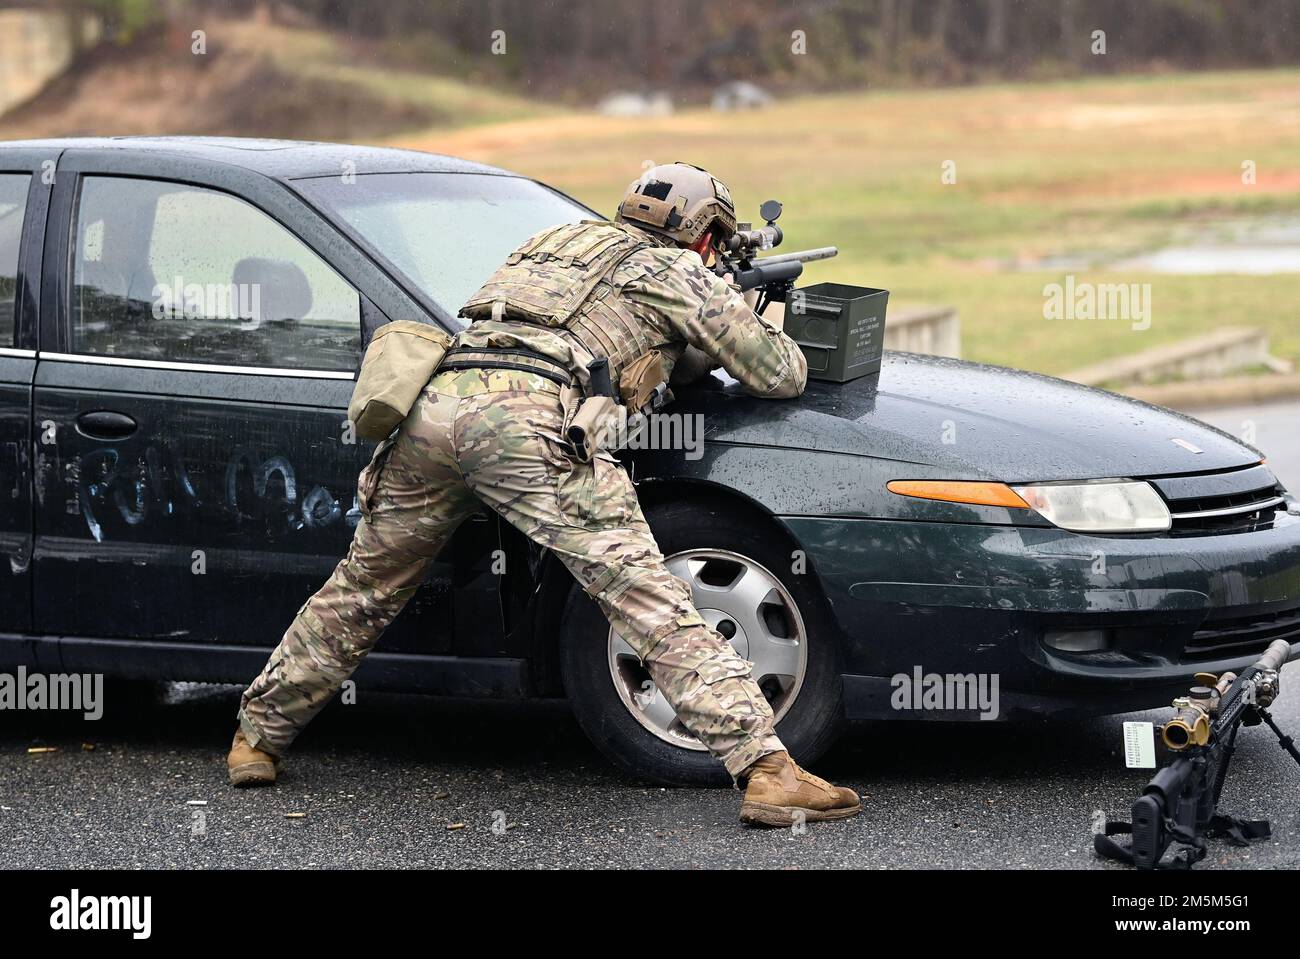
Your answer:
[1150,464,1287,536]
[1166,486,1285,534]
[1183,606,1300,662]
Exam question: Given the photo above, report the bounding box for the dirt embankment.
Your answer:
[0,24,435,142]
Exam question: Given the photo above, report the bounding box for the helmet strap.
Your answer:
[688,228,714,262]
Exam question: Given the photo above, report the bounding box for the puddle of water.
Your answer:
[1113,246,1300,274]
[1016,216,1300,275]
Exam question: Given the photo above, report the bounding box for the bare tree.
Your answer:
[983,0,1008,61]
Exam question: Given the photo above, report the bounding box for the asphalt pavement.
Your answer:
[2,666,1297,869]
[1190,399,1300,493]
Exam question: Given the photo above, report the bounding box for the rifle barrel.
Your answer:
[1256,639,1291,674]
[756,246,839,266]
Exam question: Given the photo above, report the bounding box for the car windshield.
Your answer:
[297,172,592,326]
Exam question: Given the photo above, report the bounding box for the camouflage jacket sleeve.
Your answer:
[622,250,808,399]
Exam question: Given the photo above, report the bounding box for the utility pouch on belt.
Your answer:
[348,321,452,441]
[618,349,665,410]
[567,358,621,463]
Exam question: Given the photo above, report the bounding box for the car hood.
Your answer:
[680,352,1263,483]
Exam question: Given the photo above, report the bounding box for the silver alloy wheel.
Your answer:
[607,548,807,751]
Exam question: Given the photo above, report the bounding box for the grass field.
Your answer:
[395,70,1300,376]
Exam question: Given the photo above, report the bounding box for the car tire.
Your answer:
[559,500,844,786]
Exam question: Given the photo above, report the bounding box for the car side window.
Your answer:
[0,174,30,348]
[71,176,361,370]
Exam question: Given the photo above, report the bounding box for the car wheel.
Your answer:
[559,500,844,786]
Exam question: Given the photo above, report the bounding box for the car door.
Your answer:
[0,153,49,639]
[32,150,454,655]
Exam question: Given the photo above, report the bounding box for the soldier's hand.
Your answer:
[671,345,720,386]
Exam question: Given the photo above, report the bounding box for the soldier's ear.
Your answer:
[687,228,714,262]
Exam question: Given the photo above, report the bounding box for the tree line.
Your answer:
[39,0,1300,94]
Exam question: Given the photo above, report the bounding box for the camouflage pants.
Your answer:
[238,368,784,779]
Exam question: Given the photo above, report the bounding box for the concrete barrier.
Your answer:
[1124,373,1300,411]
[884,304,961,358]
[0,10,98,117]
[1062,327,1288,388]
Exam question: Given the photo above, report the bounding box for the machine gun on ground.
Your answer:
[713,199,837,315]
[1095,638,1299,869]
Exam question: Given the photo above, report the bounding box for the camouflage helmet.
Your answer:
[615,162,738,246]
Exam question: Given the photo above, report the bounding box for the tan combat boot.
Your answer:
[227,727,279,787]
[739,750,861,827]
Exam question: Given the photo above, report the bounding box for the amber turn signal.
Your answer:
[886,480,1030,509]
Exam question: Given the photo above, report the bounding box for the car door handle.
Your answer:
[76,410,138,440]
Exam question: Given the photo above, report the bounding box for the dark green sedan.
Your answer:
[1,138,1296,785]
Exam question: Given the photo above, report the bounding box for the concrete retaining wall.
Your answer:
[0,9,98,117]
[1064,327,1280,388]
[884,304,961,358]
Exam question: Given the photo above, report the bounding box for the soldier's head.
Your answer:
[615,162,738,263]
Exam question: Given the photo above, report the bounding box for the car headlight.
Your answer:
[1011,481,1170,534]
[886,478,1172,534]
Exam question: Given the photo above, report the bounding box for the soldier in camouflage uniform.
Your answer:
[228,163,860,826]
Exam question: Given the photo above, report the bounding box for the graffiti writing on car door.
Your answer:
[69,446,359,542]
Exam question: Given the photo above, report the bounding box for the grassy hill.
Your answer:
[0,19,556,142]
[402,70,1300,375]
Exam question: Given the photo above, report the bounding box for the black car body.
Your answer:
[1,138,1297,784]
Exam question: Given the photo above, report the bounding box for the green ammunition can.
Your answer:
[783,282,889,383]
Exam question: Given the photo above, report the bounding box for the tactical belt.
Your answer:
[439,346,574,389]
